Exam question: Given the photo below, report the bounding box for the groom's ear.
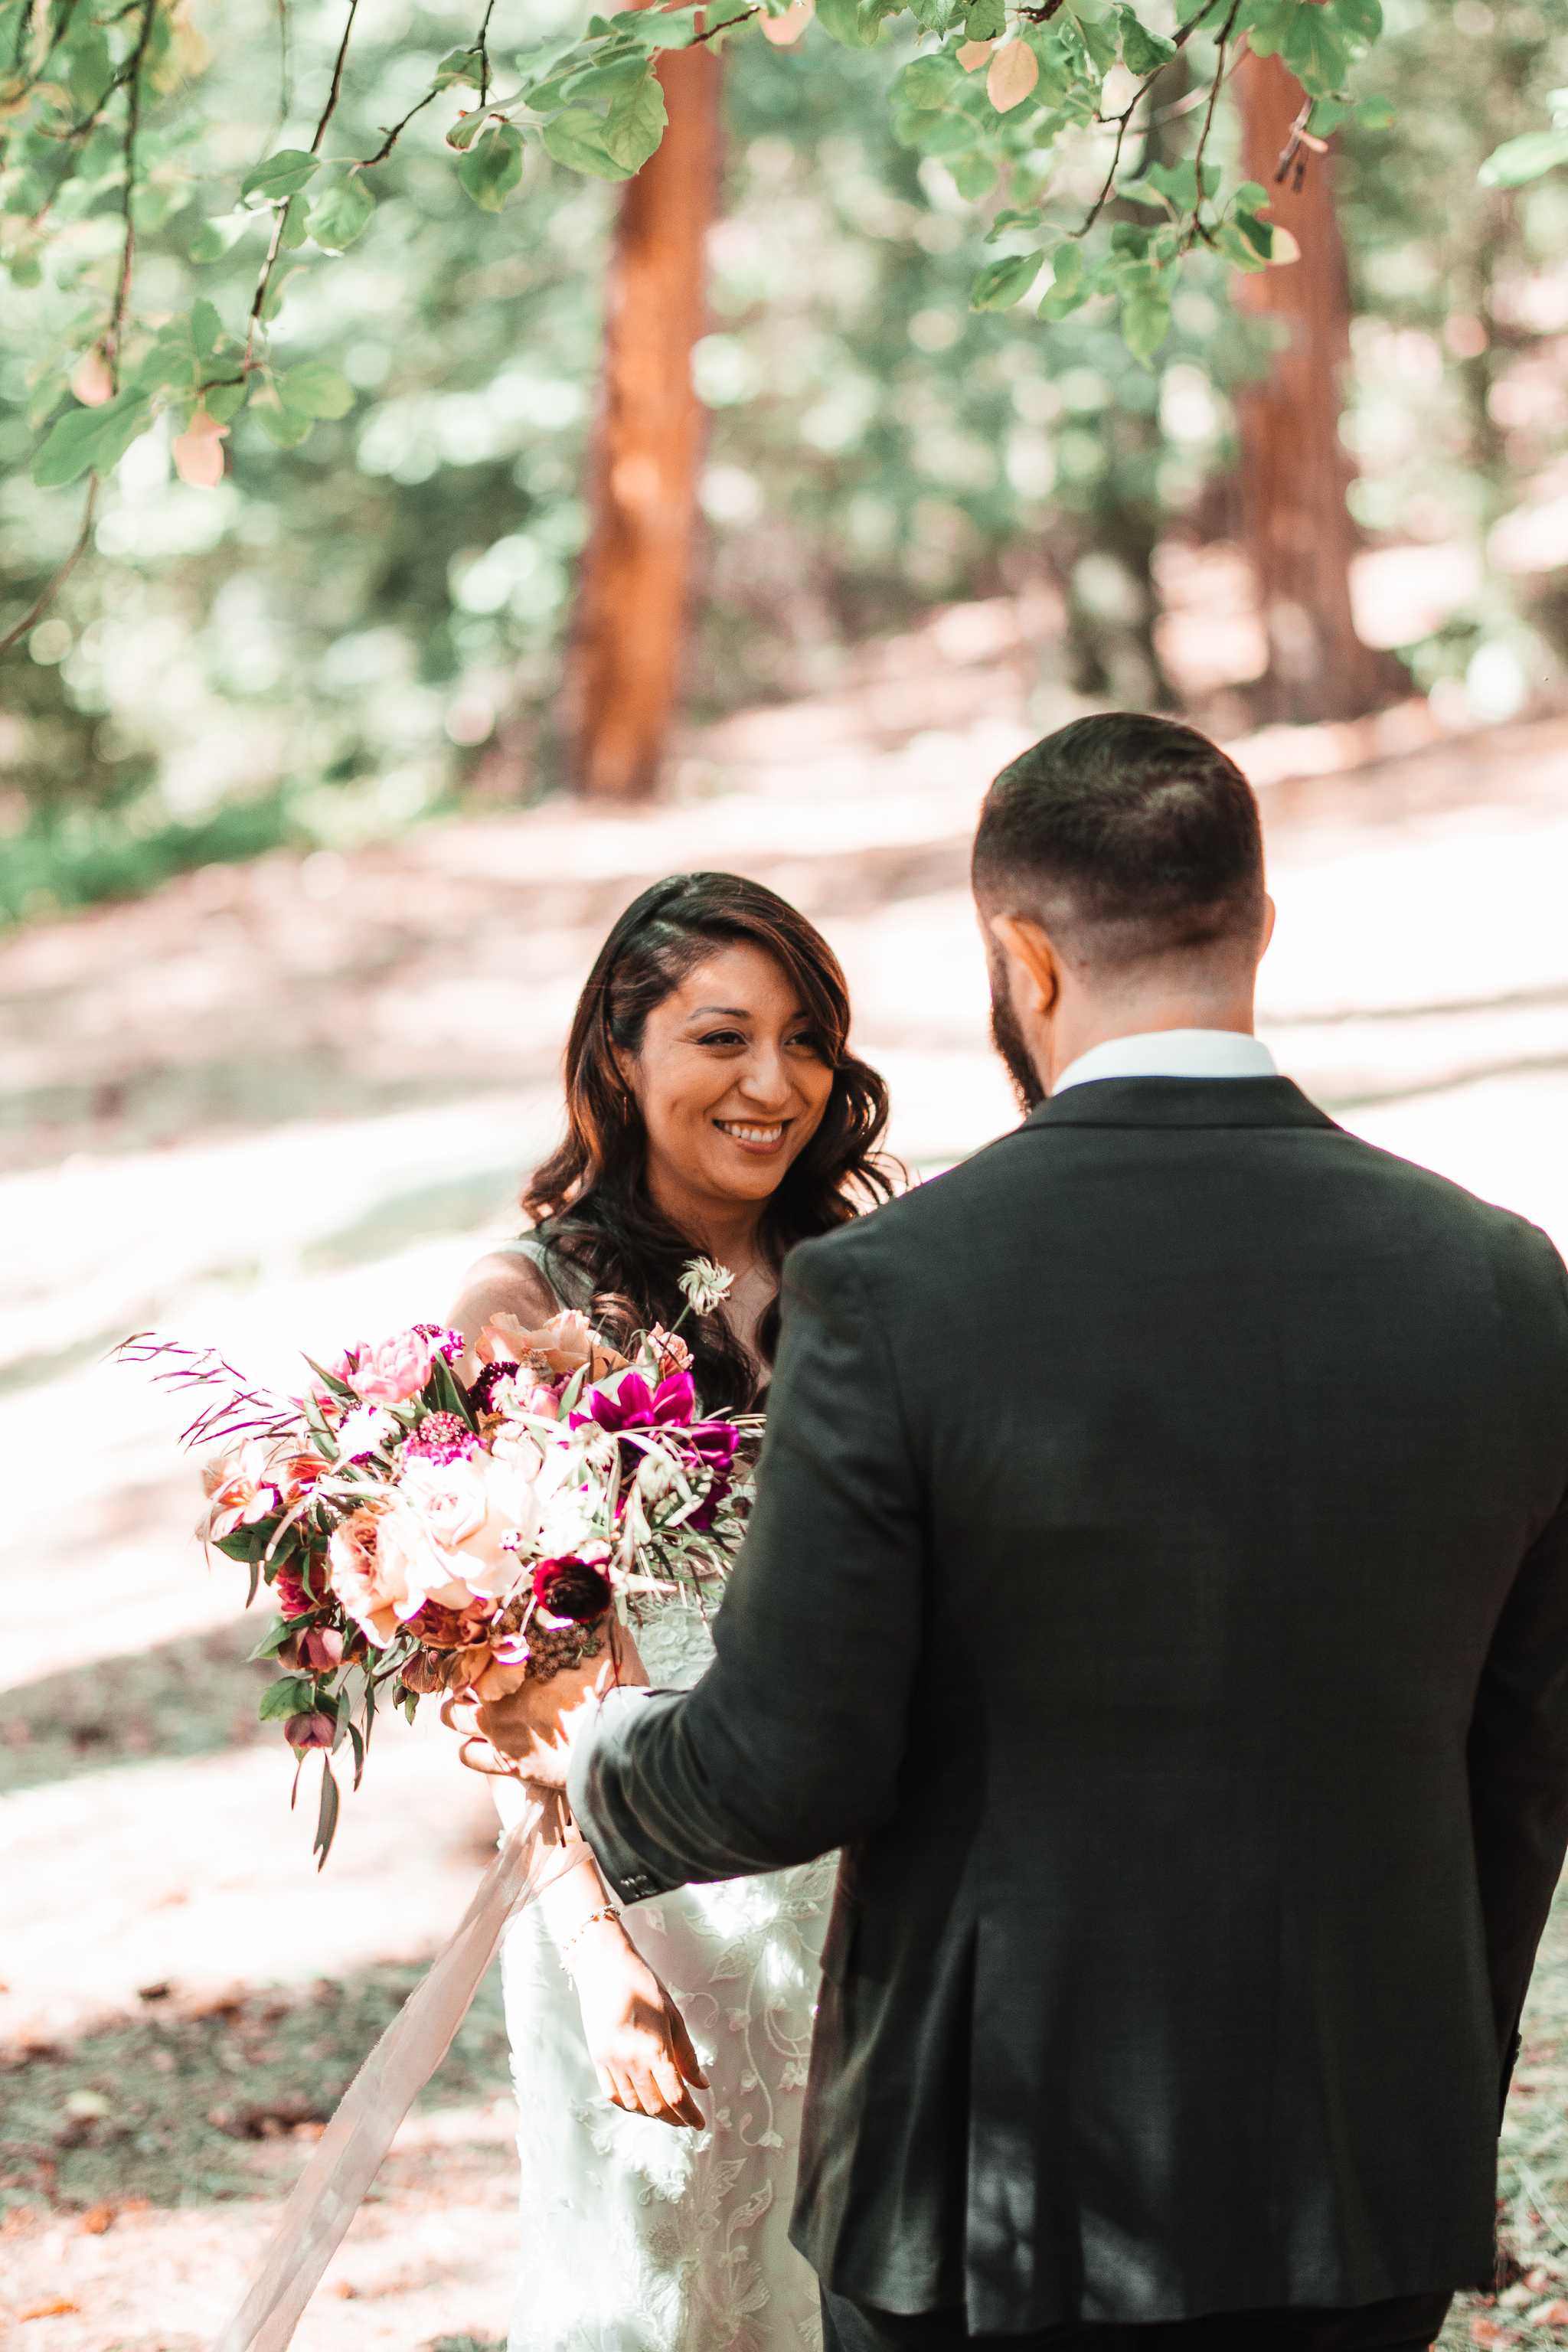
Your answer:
[990,913,1060,1014]
[1259,893,1277,958]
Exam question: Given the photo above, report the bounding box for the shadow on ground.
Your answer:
[0,1622,274,1800]
[0,1953,512,2214]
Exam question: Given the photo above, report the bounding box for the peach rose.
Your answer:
[203,1440,279,1541]
[348,1328,436,1407]
[475,1309,628,1382]
[327,1502,406,1647]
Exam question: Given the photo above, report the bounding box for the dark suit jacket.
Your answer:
[568,1078,1568,2332]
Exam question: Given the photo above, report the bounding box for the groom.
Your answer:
[475,714,1568,2351]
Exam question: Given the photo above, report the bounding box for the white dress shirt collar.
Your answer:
[1053,1028,1277,1096]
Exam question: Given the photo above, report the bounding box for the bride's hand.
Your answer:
[569,1920,710,2131]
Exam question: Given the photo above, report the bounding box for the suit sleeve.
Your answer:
[1468,1233,1568,2115]
[567,1232,926,1902]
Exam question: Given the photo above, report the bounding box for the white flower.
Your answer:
[334,1403,396,1463]
[678,1258,735,1318]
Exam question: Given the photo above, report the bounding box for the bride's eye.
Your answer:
[697,1027,747,1049]
[789,1028,828,1059]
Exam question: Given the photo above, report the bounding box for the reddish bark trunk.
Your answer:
[1232,42,1393,722]
[562,38,721,802]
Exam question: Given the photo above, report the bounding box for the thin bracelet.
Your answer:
[559,1902,622,1973]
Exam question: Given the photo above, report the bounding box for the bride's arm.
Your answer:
[446,1253,708,2129]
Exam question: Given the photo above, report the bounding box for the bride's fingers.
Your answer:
[441,1697,480,1741]
[629,2066,674,2122]
[651,2056,706,2128]
[668,2009,709,2090]
[456,1734,515,1778]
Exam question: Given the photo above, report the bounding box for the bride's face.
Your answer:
[622,943,835,1214]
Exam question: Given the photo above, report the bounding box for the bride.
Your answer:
[449,871,894,2352]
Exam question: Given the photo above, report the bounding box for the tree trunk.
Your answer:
[562,38,722,801]
[1232,41,1393,722]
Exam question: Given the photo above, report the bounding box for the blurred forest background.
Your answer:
[1,0,1566,920]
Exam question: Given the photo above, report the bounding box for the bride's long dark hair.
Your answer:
[524,873,896,1410]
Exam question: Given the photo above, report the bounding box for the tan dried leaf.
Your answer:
[1266,224,1302,266]
[987,39,1038,113]
[760,0,814,42]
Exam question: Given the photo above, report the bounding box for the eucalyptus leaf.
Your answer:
[543,106,630,179]
[32,391,152,487]
[435,44,485,87]
[1118,7,1176,75]
[1120,282,1171,365]
[278,360,354,419]
[970,250,1043,310]
[602,69,668,171]
[459,119,528,210]
[250,386,315,447]
[189,213,250,265]
[1479,125,1568,189]
[259,1672,316,1723]
[240,147,321,206]
[309,174,374,252]
[1282,6,1350,94]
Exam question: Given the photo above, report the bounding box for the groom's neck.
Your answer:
[1040,983,1259,1095]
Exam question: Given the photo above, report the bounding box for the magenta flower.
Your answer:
[403,1410,478,1465]
[414,1323,468,1367]
[582,1370,696,1433]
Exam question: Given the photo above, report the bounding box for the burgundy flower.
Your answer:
[685,1467,733,1534]
[284,1710,336,1751]
[467,1362,511,1413]
[403,1410,478,1465]
[273,1558,326,1619]
[531,1555,614,1625]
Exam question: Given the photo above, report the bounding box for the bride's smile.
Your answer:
[619,939,837,1224]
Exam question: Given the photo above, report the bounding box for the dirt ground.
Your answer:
[3,622,1567,2350]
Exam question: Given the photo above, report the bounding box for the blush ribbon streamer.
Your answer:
[211,1802,567,2352]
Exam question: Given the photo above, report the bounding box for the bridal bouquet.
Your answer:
[119,1260,753,1862]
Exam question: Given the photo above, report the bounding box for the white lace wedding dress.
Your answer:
[492,1594,835,2352]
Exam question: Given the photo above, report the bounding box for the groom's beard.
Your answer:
[988,962,1047,1114]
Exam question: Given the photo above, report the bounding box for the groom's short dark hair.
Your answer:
[972,713,1265,970]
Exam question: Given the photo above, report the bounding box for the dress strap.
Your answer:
[492,1226,596,1315]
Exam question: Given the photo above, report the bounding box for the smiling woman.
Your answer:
[466,869,896,1411]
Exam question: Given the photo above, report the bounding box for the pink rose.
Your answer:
[393,1452,543,1603]
[348,1329,436,1407]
